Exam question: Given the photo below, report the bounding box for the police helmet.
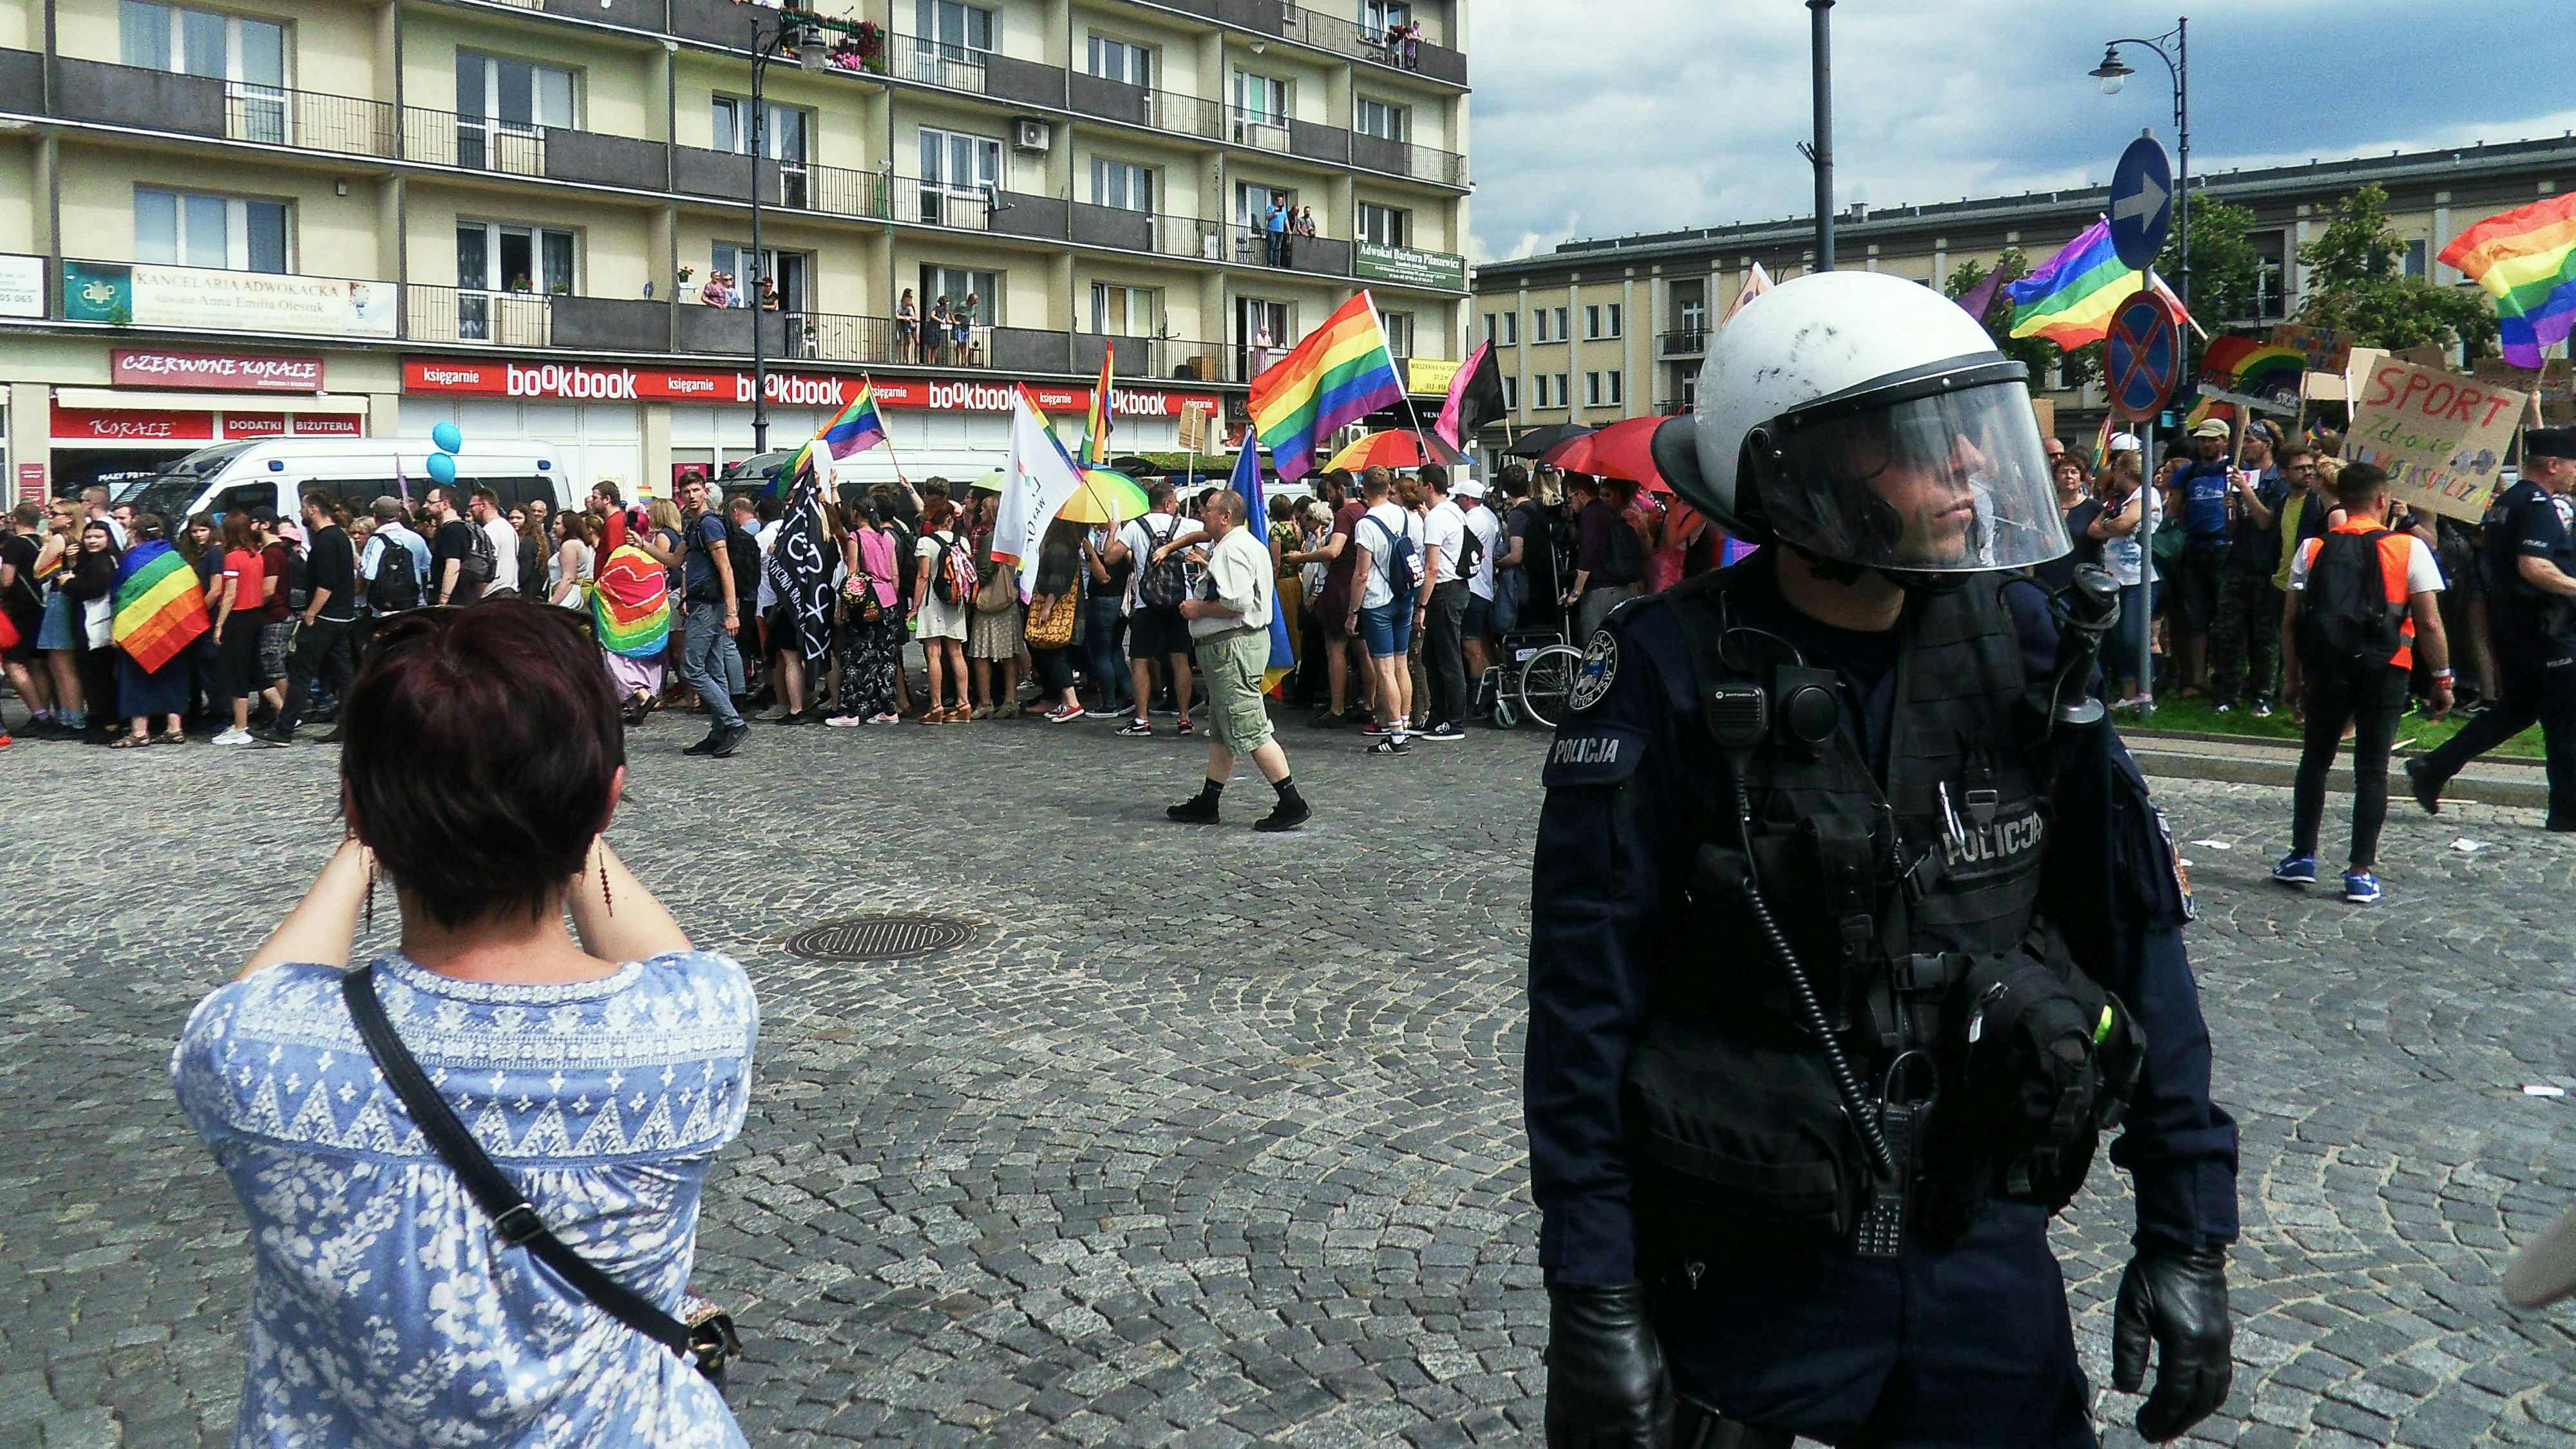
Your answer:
[1648,271,2069,573]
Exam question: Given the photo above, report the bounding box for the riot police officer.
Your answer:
[1526,272,2239,1448]
[2406,427,2576,827]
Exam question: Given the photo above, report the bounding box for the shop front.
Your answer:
[400,355,1228,497]
[44,347,372,498]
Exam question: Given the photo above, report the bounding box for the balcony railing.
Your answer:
[1278,4,1469,84]
[1223,224,1355,279]
[1065,72,1226,144]
[1658,327,1708,357]
[406,284,559,348]
[883,33,1066,106]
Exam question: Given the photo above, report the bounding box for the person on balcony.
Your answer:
[698,271,734,308]
[956,293,981,365]
[928,296,952,366]
[1264,202,1289,267]
[895,289,919,362]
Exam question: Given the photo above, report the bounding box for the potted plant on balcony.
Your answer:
[852,19,886,73]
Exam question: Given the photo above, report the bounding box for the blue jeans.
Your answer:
[1359,600,1415,658]
[1083,595,1128,709]
[679,600,743,728]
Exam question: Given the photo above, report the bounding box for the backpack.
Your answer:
[1367,515,1418,602]
[931,531,977,605]
[2297,529,2405,674]
[885,518,919,601]
[683,513,728,605]
[1454,509,1485,582]
[456,521,498,589]
[280,543,310,612]
[1137,516,1200,609]
[370,536,422,612]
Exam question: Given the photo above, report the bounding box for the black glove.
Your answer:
[1544,1282,1671,1449]
[2112,1244,2232,1442]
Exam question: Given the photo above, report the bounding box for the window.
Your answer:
[1554,373,1571,408]
[2249,229,2288,323]
[1356,202,1408,248]
[1552,306,1569,341]
[456,51,576,171]
[1499,311,1517,345]
[1353,97,1408,142]
[1233,71,1289,147]
[1090,282,1157,336]
[135,188,287,272]
[1501,374,1518,412]
[1092,158,1155,214]
[121,1,287,142]
[1088,35,1151,88]
[920,265,999,325]
[712,96,812,207]
[1586,370,1623,408]
[917,126,1003,225]
[1379,310,1414,357]
[1531,308,1551,343]
[1584,303,1623,339]
[1531,374,1549,408]
[2403,238,2428,278]
[1238,296,1291,379]
[1362,1,1413,32]
[457,222,572,294]
[916,0,994,57]
[711,243,808,312]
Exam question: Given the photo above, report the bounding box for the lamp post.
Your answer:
[1804,0,1835,272]
[2089,19,2189,311]
[745,4,828,455]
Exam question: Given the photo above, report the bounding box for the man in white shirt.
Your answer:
[1417,465,1470,741]
[1168,490,1307,830]
[469,488,521,597]
[1458,476,1502,713]
[1342,469,1425,754]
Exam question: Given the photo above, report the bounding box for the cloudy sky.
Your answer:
[1461,0,2576,263]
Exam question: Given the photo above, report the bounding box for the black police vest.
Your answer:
[1623,568,2130,1252]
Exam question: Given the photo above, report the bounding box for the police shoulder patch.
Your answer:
[1567,628,1620,714]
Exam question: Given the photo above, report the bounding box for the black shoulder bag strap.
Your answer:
[339,964,734,1378]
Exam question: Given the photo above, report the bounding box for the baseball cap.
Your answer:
[1455,477,1488,498]
[2108,433,2144,454]
[2190,419,2231,439]
[2505,1197,2576,1307]
[2525,427,2576,461]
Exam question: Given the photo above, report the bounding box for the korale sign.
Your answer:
[2345,357,2529,522]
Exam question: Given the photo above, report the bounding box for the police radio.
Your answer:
[2031,564,2121,739]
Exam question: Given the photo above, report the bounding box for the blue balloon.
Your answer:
[430,422,464,454]
[425,451,458,484]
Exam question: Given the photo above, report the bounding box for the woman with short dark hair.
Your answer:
[173,600,755,1446]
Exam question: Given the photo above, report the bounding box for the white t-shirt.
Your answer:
[753,519,781,612]
[1356,501,1422,611]
[480,516,520,594]
[2102,486,2160,588]
[1423,499,1467,587]
[1464,504,1501,601]
[1117,511,1185,611]
[2289,527,2443,596]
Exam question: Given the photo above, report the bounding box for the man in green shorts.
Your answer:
[1166,490,1311,832]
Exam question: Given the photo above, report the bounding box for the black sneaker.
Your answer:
[1166,793,1221,824]
[255,726,295,747]
[1419,722,1464,743]
[708,722,749,759]
[2403,756,2441,816]
[683,728,723,756]
[314,728,345,744]
[1305,712,1347,730]
[1255,798,1311,833]
[1367,737,1412,756]
[1116,719,1153,738]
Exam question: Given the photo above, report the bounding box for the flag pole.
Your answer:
[863,373,912,488]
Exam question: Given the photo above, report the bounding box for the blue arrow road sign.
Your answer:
[2108,135,2174,273]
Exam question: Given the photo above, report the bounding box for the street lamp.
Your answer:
[2089,20,2188,312]
[745,3,828,454]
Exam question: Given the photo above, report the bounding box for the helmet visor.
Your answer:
[1757,376,2067,572]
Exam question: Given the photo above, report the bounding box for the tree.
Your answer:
[2296,183,2498,355]
[2159,196,2262,330]
[1944,248,2099,394]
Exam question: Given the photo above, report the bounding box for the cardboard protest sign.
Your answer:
[2270,323,2354,375]
[2031,397,2056,437]
[2345,356,2529,522]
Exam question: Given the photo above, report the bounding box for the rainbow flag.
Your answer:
[1249,291,1406,483]
[110,539,208,675]
[2440,193,2576,368]
[780,379,890,493]
[592,543,671,659]
[1081,343,1113,466]
[2005,217,2133,348]
[2197,336,2308,409]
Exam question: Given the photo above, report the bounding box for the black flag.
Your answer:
[1440,342,1508,448]
[766,480,837,664]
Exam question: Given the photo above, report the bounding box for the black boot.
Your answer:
[1166,779,1224,822]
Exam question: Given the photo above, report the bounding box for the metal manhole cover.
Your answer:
[786,914,976,963]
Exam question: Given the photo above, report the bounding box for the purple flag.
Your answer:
[1956,267,2009,329]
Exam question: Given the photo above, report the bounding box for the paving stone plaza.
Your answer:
[5,717,2573,1447]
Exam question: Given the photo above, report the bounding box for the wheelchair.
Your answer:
[1473,616,1585,731]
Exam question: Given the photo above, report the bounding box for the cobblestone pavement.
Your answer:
[4,708,2573,1448]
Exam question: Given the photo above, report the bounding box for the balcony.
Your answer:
[44,55,399,158]
[402,106,669,191]
[1658,327,1708,358]
[1276,4,1469,85]
[884,33,1066,107]
[887,178,1069,242]
[1224,224,1352,279]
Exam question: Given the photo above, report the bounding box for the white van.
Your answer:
[120,439,571,526]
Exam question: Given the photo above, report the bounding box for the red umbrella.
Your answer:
[1539,415,1671,493]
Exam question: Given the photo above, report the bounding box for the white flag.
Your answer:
[1721,262,1774,326]
[998,388,1086,600]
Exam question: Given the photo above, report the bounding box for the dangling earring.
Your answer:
[364,855,377,934]
[597,846,614,916]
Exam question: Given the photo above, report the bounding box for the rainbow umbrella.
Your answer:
[1322,428,1464,473]
[1054,468,1152,525]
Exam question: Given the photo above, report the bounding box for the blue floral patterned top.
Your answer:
[172,951,759,1448]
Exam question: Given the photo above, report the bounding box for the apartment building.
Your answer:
[1472,135,2576,444]
[0,0,1473,496]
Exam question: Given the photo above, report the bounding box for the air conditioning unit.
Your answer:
[1012,118,1052,153]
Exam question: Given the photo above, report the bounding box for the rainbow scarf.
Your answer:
[1081,343,1113,466]
[591,543,670,659]
[111,540,209,674]
[2440,192,2576,368]
[2005,218,2133,348]
[1249,291,1406,483]
[2197,336,2307,406]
